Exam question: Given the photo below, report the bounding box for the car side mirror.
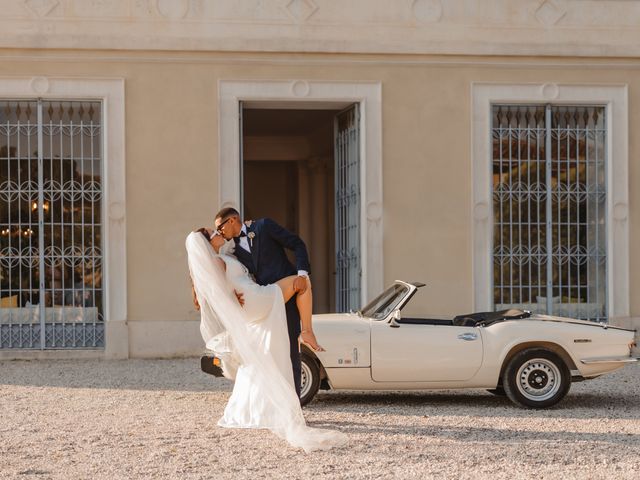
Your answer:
[389,309,401,328]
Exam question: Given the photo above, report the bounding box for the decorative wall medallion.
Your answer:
[156,0,190,19]
[109,202,125,221]
[23,0,59,18]
[291,80,310,97]
[284,0,318,23]
[411,0,443,24]
[473,202,489,221]
[541,83,559,100]
[535,0,566,27]
[366,201,382,222]
[613,202,628,221]
[30,76,50,94]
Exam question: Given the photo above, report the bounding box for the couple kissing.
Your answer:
[186,207,347,452]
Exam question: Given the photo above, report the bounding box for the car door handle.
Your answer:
[457,333,478,341]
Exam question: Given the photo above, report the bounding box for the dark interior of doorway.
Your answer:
[242,108,338,313]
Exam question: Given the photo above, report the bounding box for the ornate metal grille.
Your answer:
[0,100,104,349]
[492,105,607,321]
[334,105,361,312]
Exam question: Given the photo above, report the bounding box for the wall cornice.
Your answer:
[2,0,640,57]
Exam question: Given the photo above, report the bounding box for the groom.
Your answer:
[211,207,322,397]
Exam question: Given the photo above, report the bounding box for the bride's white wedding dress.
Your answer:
[186,232,347,452]
[217,251,295,428]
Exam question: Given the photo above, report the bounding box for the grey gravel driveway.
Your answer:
[1,359,638,479]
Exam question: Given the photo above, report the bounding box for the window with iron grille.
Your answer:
[0,100,104,349]
[492,105,607,321]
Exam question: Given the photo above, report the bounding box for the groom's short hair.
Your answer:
[215,207,240,222]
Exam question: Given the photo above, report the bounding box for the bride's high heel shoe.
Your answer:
[299,331,325,352]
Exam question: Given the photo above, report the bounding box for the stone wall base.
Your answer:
[0,319,204,360]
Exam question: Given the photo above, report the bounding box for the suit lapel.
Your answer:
[248,222,260,272]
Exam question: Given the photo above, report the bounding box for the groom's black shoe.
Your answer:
[200,354,224,377]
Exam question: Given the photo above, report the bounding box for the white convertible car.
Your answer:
[300,281,638,408]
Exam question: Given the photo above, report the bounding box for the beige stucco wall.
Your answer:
[1,50,639,356]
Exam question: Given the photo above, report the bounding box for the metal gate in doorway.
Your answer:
[334,104,361,313]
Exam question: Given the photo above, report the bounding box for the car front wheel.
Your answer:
[300,351,321,407]
[502,348,571,409]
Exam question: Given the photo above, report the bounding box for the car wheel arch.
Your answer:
[499,341,577,381]
[300,345,330,385]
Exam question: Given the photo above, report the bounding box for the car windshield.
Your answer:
[360,283,410,320]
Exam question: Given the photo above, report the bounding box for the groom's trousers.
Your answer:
[284,295,302,398]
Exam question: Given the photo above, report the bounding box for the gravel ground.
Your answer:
[0,359,638,480]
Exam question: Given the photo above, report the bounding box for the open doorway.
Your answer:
[219,81,383,312]
[242,108,338,313]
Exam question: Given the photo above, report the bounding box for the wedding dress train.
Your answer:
[186,232,347,452]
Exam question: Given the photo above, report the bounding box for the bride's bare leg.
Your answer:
[276,275,297,303]
[276,276,311,317]
[276,276,324,352]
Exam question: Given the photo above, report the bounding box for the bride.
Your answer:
[186,228,347,452]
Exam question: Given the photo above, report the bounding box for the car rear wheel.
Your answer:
[300,351,321,407]
[502,348,571,409]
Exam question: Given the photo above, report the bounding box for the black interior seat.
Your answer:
[452,309,531,327]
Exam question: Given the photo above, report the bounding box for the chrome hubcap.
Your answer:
[516,358,561,401]
[300,361,312,398]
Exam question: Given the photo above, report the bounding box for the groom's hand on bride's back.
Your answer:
[234,289,245,307]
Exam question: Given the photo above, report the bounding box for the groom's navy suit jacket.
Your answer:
[234,218,310,286]
[232,218,310,397]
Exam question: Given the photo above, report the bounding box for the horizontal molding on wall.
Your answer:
[4,1,640,57]
[6,51,640,70]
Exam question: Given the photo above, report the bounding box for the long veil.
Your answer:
[186,232,347,452]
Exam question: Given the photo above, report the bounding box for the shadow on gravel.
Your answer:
[309,390,640,420]
[0,358,233,392]
[3,359,637,418]
[307,418,640,447]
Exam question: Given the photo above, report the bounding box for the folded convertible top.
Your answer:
[452,309,531,327]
